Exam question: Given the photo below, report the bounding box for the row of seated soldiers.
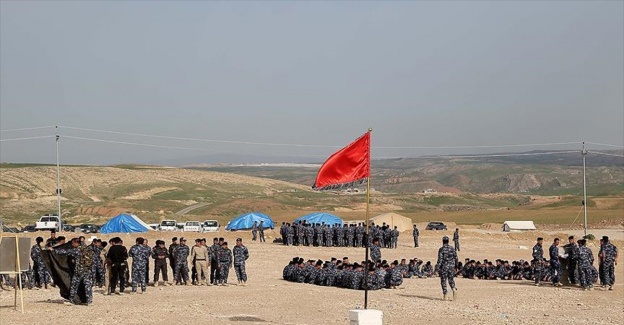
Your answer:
[279,222,401,248]
[456,258,599,283]
[282,257,436,291]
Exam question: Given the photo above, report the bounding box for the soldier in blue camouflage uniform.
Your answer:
[453,228,460,251]
[53,238,94,305]
[258,221,266,243]
[346,225,355,247]
[233,238,249,285]
[90,239,105,287]
[350,263,363,289]
[370,238,382,263]
[325,225,334,247]
[532,237,544,286]
[390,227,399,249]
[388,260,403,288]
[549,238,562,286]
[174,238,191,286]
[577,239,594,290]
[599,236,618,290]
[563,236,579,285]
[252,222,258,241]
[30,236,50,289]
[436,236,458,300]
[129,237,152,293]
[218,241,233,285]
[286,224,294,246]
[412,225,420,247]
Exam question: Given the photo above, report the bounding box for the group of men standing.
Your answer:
[278,222,401,249]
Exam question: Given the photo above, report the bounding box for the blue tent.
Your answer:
[226,212,274,231]
[100,214,150,234]
[294,212,343,226]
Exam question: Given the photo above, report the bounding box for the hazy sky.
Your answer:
[1,1,623,165]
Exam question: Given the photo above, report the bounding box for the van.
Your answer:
[184,221,202,232]
[202,220,220,232]
[159,220,178,231]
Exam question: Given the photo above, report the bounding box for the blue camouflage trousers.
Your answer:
[439,267,456,295]
[132,263,147,291]
[234,263,247,282]
[70,273,93,304]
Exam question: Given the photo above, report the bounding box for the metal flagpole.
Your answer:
[364,128,372,309]
[55,126,62,231]
[582,142,588,237]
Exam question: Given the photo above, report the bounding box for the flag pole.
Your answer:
[364,128,372,309]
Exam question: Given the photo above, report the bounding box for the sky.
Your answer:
[1,1,623,165]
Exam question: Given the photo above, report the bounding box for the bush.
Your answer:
[584,234,596,240]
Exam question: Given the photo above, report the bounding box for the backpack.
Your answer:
[78,245,94,271]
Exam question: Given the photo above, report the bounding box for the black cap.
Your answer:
[537,237,543,241]
[172,237,178,241]
[180,237,186,242]
[602,236,609,241]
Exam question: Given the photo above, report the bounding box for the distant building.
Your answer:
[423,189,436,194]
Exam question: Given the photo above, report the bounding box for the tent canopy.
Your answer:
[371,212,413,232]
[100,214,151,234]
[294,212,343,226]
[226,212,274,231]
[502,221,536,232]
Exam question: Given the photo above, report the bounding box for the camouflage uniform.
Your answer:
[286,226,294,246]
[129,244,152,292]
[370,243,382,263]
[55,245,94,304]
[252,223,258,241]
[233,245,249,282]
[346,226,355,247]
[413,227,420,247]
[90,244,105,287]
[336,226,344,247]
[453,229,460,251]
[351,269,363,290]
[306,226,314,247]
[391,228,399,249]
[601,242,618,287]
[549,244,562,285]
[355,225,364,247]
[30,244,50,287]
[436,242,458,295]
[532,243,544,285]
[174,244,190,284]
[324,226,334,247]
[218,246,233,284]
[578,245,594,289]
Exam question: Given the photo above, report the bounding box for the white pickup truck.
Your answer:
[159,220,177,231]
[183,221,202,232]
[35,214,61,231]
[202,220,220,232]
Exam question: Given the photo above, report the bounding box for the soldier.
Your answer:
[100,239,112,294]
[346,225,355,247]
[563,236,579,285]
[280,222,287,245]
[218,241,233,285]
[152,240,170,286]
[52,238,94,305]
[532,237,544,286]
[599,236,618,290]
[286,224,295,246]
[30,236,50,289]
[412,225,420,248]
[578,239,594,290]
[233,238,249,286]
[549,238,563,287]
[391,226,399,249]
[325,225,334,247]
[90,239,105,287]
[370,238,382,263]
[107,237,128,295]
[45,230,58,248]
[252,221,259,241]
[168,237,179,283]
[258,221,266,243]
[209,237,221,285]
[191,238,210,285]
[436,236,458,300]
[144,238,150,285]
[355,223,364,247]
[174,238,191,286]
[453,228,460,252]
[388,260,403,288]
[129,237,151,293]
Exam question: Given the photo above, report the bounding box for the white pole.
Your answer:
[55,126,62,231]
[582,142,588,237]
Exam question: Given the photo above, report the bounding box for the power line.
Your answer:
[585,142,624,149]
[374,142,580,150]
[0,126,55,132]
[0,135,55,142]
[409,150,580,159]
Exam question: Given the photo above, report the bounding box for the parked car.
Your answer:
[426,222,448,231]
[62,224,77,232]
[21,225,37,232]
[202,220,220,232]
[35,214,61,231]
[79,224,100,234]
[183,221,202,232]
[148,223,159,230]
[176,223,185,231]
[159,220,178,231]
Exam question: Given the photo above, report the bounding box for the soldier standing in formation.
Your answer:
[578,239,595,290]
[168,237,178,282]
[152,240,170,286]
[436,236,458,301]
[217,241,233,285]
[532,237,544,286]
[129,237,151,293]
[563,236,579,285]
[30,236,51,289]
[599,236,618,290]
[370,238,382,263]
[233,238,250,286]
[453,228,460,251]
[174,238,190,286]
[412,225,420,248]
[191,238,210,285]
[209,238,221,285]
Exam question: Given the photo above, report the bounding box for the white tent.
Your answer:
[502,221,536,232]
[371,213,413,232]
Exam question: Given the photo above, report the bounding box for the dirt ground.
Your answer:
[1,227,623,325]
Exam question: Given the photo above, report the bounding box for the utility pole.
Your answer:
[582,142,588,237]
[55,126,62,231]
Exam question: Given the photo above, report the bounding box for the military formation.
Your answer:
[278,222,401,249]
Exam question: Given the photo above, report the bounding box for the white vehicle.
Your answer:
[202,220,220,232]
[35,214,61,231]
[148,223,159,230]
[159,220,178,231]
[183,221,202,232]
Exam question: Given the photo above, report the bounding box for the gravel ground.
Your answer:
[1,228,622,325]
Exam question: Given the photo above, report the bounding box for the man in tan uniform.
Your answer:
[191,238,210,285]
[101,239,113,294]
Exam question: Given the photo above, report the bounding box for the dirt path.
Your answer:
[175,202,211,215]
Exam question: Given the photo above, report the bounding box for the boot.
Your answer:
[242,281,247,286]
[443,294,448,301]
[154,281,159,287]
[452,287,458,300]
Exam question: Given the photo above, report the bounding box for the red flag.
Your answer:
[313,132,370,190]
